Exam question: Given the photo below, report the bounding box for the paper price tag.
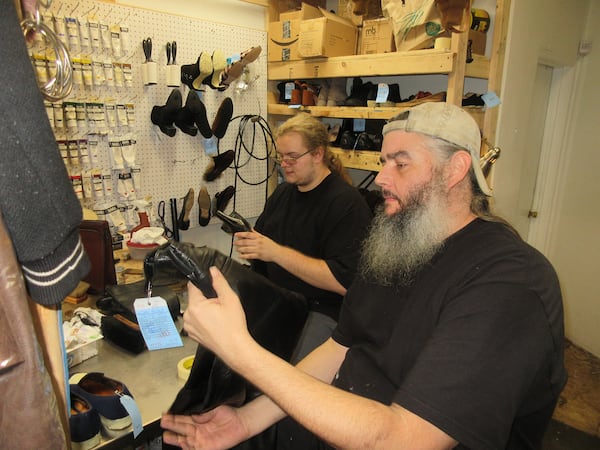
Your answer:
[134,296,183,351]
[119,394,144,437]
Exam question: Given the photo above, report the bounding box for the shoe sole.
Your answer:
[101,414,132,432]
[198,186,211,226]
[71,432,101,450]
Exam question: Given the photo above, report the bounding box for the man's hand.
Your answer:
[183,267,253,360]
[233,230,280,262]
[161,405,249,450]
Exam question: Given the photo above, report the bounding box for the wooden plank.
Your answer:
[267,51,454,80]
[483,0,511,146]
[331,148,381,171]
[465,54,490,79]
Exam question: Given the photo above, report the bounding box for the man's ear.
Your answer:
[313,145,326,162]
[446,150,472,189]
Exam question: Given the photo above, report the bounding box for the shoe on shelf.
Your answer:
[204,150,235,182]
[198,186,211,227]
[69,391,101,450]
[327,78,347,106]
[316,79,330,106]
[344,77,373,106]
[178,187,195,230]
[69,373,134,435]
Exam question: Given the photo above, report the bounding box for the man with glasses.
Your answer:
[233,113,372,362]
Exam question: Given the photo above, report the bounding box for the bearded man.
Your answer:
[161,102,567,450]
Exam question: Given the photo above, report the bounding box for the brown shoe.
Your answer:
[198,186,211,226]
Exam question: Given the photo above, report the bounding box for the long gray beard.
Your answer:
[359,179,450,287]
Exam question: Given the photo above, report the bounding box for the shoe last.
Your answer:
[69,372,133,432]
[69,391,101,450]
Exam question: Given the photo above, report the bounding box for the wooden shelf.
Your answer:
[267,102,485,125]
[267,50,489,81]
[268,104,410,119]
[268,49,455,80]
[331,148,381,172]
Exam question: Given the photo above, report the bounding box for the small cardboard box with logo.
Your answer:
[360,17,396,54]
[268,3,322,62]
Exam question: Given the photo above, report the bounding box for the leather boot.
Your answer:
[143,243,308,415]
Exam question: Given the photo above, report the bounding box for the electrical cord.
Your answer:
[218,113,277,257]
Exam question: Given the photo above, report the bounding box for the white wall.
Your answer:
[545,1,600,357]
[493,0,589,233]
[117,0,266,30]
[495,0,600,356]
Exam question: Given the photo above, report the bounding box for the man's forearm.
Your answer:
[272,246,346,295]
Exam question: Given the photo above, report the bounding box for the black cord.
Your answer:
[218,113,277,257]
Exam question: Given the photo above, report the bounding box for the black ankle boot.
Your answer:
[186,91,212,139]
[151,89,182,136]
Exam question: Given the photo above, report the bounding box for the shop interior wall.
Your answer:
[48,0,269,256]
[494,0,600,356]
[543,1,600,357]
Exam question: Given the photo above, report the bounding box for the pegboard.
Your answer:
[35,0,270,235]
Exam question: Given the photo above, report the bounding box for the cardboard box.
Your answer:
[337,0,383,26]
[360,17,395,54]
[269,3,322,62]
[298,8,357,58]
[268,19,301,61]
[469,29,486,55]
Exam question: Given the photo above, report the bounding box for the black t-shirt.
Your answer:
[253,173,372,320]
[332,219,567,449]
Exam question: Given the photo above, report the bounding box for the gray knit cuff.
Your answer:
[21,228,91,306]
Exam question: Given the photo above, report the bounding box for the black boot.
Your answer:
[151,89,182,137]
[143,243,308,415]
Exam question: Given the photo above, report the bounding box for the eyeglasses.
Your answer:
[273,149,312,165]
